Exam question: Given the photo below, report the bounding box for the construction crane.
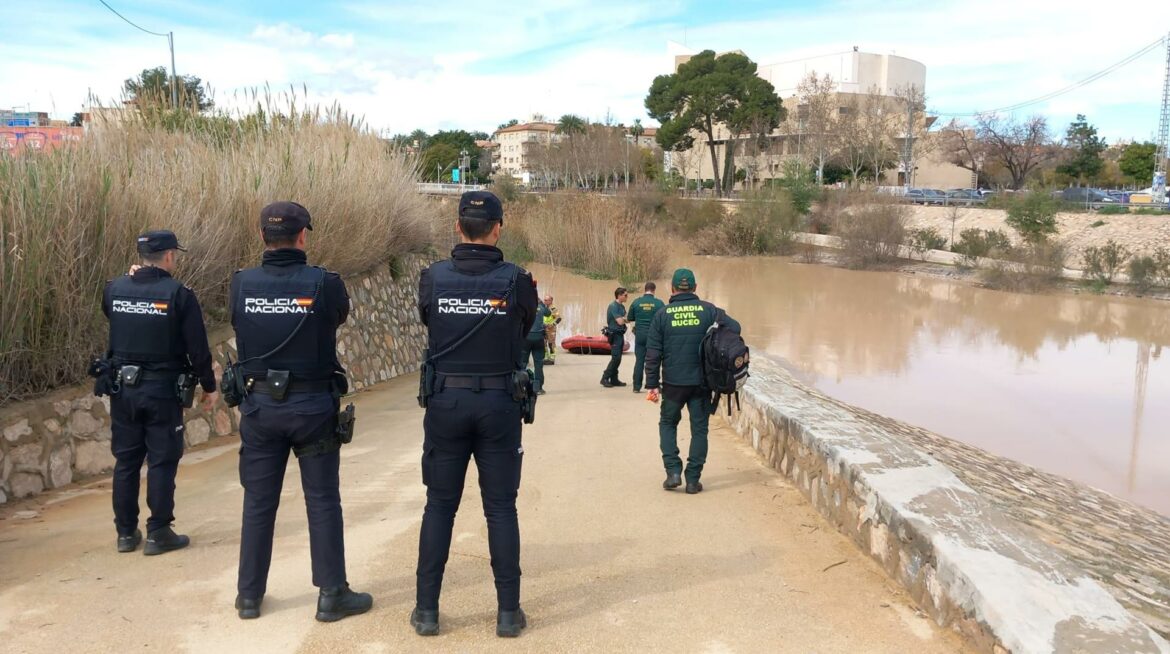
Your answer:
[1155,34,1170,204]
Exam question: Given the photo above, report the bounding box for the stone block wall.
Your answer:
[0,255,431,505]
[726,355,1168,653]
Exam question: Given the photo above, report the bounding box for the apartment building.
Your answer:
[492,121,560,177]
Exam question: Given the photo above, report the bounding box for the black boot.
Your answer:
[497,608,527,638]
[410,607,440,636]
[143,526,189,556]
[235,595,263,620]
[686,480,704,494]
[600,377,614,387]
[663,472,682,490]
[610,379,627,387]
[117,529,142,553]
[316,584,373,622]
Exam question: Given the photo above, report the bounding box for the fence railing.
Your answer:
[417,182,486,195]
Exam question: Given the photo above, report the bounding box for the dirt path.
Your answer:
[0,354,971,653]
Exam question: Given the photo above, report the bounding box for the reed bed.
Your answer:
[0,95,438,402]
[502,195,668,284]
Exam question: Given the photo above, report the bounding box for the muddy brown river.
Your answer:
[528,258,1170,516]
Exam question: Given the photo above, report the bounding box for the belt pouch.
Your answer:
[119,365,142,387]
[266,369,291,401]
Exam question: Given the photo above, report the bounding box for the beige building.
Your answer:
[492,120,561,177]
[669,49,969,190]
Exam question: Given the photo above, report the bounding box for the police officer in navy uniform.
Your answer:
[411,190,538,638]
[229,202,372,622]
[102,230,217,555]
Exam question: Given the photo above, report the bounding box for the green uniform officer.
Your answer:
[626,282,665,394]
[645,268,741,494]
[600,287,629,387]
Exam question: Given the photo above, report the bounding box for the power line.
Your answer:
[96,0,169,37]
[934,34,1167,118]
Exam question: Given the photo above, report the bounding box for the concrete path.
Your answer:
[0,354,972,653]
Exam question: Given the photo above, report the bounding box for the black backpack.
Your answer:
[701,310,749,415]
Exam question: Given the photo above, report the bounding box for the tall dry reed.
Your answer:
[0,95,438,402]
[503,195,667,284]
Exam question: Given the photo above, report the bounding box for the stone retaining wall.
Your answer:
[728,355,1169,654]
[0,255,430,505]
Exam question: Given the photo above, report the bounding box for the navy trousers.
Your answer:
[236,391,346,599]
[417,387,524,611]
[109,381,184,535]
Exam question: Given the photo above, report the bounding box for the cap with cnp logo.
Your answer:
[260,201,313,235]
[671,268,696,292]
[458,191,503,222]
[136,230,187,255]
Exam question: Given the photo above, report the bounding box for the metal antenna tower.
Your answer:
[1155,34,1170,203]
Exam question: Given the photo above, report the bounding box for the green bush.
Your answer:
[953,228,1013,259]
[1154,247,1170,287]
[1128,255,1158,293]
[908,227,948,259]
[1089,219,1107,228]
[834,201,908,268]
[1081,240,1130,284]
[1096,205,1128,215]
[1135,207,1170,215]
[1005,191,1060,243]
[693,188,799,255]
[661,197,725,238]
[776,160,817,215]
[980,241,1066,293]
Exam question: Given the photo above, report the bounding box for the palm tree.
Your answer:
[557,114,586,187]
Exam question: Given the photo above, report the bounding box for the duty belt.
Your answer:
[247,378,334,396]
[438,374,510,391]
[117,368,180,382]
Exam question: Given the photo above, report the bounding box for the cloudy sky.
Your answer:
[3,0,1168,141]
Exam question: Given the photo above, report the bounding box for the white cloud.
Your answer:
[1,0,1167,141]
[320,33,355,49]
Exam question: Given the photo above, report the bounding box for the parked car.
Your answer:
[905,188,947,205]
[1060,187,1116,204]
[945,189,984,203]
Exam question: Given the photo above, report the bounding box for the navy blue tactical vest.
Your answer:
[427,259,522,375]
[107,274,184,368]
[232,265,334,380]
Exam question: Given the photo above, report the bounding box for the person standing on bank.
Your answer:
[524,293,551,395]
[626,282,665,394]
[645,269,740,495]
[600,287,629,387]
[100,230,217,555]
[542,295,561,365]
[413,191,538,638]
[229,202,371,622]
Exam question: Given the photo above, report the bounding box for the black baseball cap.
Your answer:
[260,201,313,235]
[458,191,503,222]
[136,230,187,254]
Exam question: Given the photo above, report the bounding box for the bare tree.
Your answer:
[894,83,932,188]
[940,118,985,184]
[859,86,898,186]
[975,113,1054,190]
[795,72,839,185]
[837,95,868,186]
